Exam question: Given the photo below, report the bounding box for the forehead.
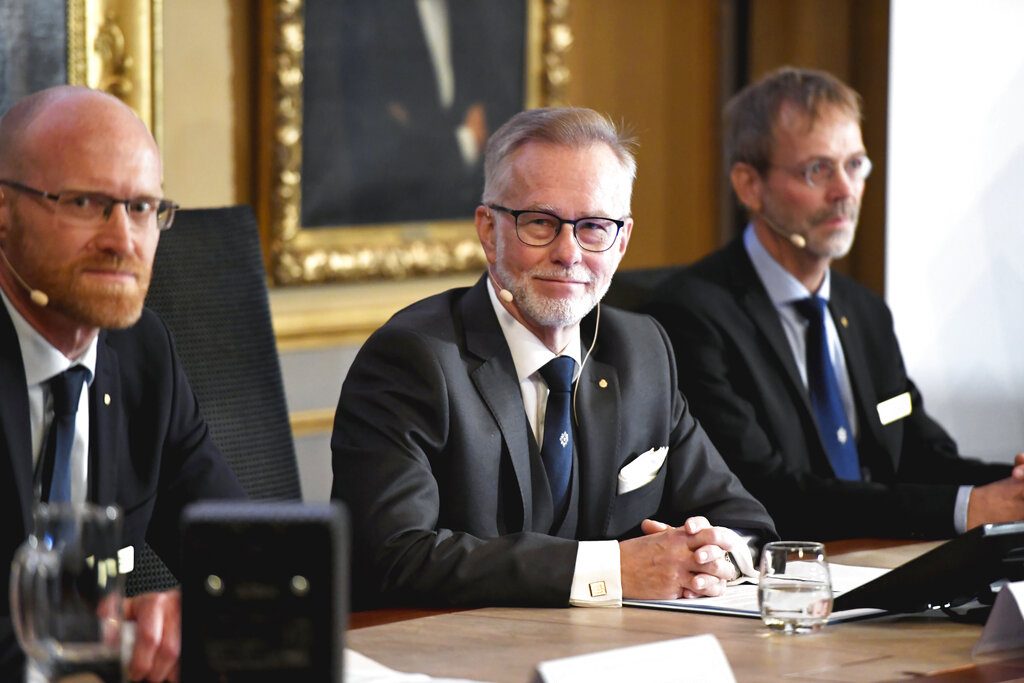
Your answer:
[771,103,864,163]
[20,95,162,193]
[502,141,631,214]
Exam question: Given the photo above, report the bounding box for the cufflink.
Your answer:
[589,581,608,597]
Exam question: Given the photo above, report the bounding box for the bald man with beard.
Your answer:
[0,86,244,682]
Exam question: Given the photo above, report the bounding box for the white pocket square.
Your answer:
[618,447,669,494]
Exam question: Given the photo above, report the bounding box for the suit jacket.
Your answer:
[331,276,775,608]
[0,304,246,676]
[647,237,1009,540]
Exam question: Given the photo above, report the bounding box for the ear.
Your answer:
[474,204,497,265]
[730,162,764,215]
[0,188,9,242]
[615,218,633,258]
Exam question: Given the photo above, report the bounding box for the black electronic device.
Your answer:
[180,501,349,682]
[834,521,1024,613]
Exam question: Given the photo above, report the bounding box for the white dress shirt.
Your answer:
[2,288,97,504]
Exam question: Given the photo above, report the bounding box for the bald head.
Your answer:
[0,86,159,182]
[0,86,165,355]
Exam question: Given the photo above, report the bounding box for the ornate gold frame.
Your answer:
[66,0,162,144]
[258,0,572,285]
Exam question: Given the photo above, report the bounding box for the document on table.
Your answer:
[624,563,890,623]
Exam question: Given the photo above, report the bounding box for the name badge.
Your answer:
[118,545,134,574]
[876,392,912,426]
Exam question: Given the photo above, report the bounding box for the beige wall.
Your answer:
[162,0,241,207]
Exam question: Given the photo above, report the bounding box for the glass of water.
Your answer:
[758,541,832,634]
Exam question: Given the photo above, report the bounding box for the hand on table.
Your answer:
[619,516,743,600]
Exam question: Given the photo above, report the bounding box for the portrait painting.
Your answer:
[302,0,526,227]
[0,0,67,116]
[258,0,571,284]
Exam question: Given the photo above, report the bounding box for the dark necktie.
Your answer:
[794,297,861,481]
[539,356,575,515]
[44,366,90,503]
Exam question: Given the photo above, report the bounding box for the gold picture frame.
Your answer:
[66,0,162,144]
[258,0,572,286]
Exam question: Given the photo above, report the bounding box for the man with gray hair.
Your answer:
[648,66,1024,541]
[332,107,775,608]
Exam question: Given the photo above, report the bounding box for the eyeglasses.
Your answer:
[0,179,178,231]
[771,155,873,188]
[488,204,625,253]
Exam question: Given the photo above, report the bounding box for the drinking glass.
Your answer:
[758,541,832,634]
[10,503,126,682]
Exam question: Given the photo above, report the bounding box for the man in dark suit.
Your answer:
[332,107,775,609]
[0,86,245,681]
[648,67,1024,541]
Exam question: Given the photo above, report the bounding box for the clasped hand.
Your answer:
[619,516,742,600]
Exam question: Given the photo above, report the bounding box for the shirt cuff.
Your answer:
[726,540,758,584]
[954,485,972,534]
[569,540,622,607]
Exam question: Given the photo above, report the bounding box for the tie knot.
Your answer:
[50,366,90,418]
[794,296,827,324]
[540,356,575,393]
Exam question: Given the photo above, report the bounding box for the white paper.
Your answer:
[624,562,888,622]
[533,633,735,683]
[974,581,1024,656]
[346,648,489,683]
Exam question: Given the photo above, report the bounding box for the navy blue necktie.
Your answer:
[539,356,575,515]
[44,366,90,503]
[794,297,861,481]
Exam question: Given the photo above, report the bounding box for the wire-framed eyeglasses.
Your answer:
[0,179,178,231]
[771,155,872,188]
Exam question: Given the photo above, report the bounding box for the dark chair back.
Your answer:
[604,265,680,312]
[126,205,301,595]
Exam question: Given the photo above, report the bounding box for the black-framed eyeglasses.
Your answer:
[488,204,625,253]
[770,155,872,189]
[0,179,178,231]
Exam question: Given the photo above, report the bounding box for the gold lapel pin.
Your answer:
[598,378,608,389]
[840,316,849,328]
[103,393,111,406]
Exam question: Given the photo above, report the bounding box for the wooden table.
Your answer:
[346,541,1024,682]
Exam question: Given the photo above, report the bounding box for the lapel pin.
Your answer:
[598,378,608,389]
[103,393,111,406]
[840,316,849,328]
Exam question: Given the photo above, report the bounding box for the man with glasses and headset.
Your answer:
[332,107,775,609]
[647,66,1024,541]
[0,86,244,681]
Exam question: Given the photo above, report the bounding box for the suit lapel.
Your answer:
[0,304,35,535]
[89,333,119,505]
[728,241,815,417]
[574,352,621,538]
[461,278,535,529]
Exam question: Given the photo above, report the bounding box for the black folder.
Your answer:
[834,521,1024,613]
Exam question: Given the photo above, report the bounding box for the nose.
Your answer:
[549,222,583,266]
[826,165,858,201]
[92,202,135,255]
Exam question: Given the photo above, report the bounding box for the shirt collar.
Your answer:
[1,288,98,388]
[743,223,831,305]
[486,278,582,382]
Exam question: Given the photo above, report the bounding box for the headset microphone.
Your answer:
[488,269,514,303]
[760,214,807,249]
[0,246,49,307]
